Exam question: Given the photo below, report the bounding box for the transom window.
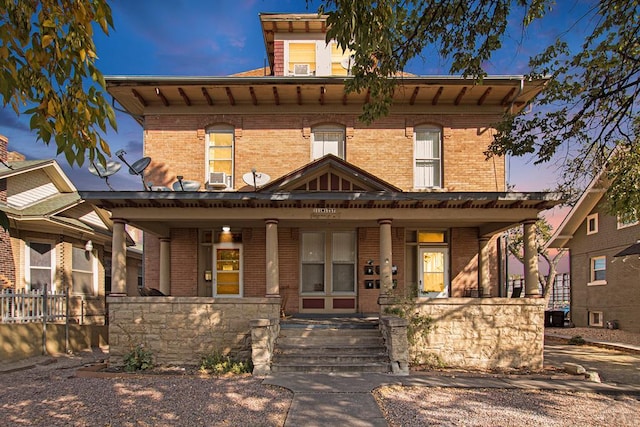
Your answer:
[414,126,442,189]
[206,126,234,189]
[311,125,345,160]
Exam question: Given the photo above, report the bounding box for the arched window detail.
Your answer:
[414,126,442,189]
[311,124,345,160]
[206,125,234,189]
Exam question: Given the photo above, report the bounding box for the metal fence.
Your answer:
[0,289,67,323]
[507,273,570,310]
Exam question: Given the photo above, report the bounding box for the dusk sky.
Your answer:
[1,0,593,234]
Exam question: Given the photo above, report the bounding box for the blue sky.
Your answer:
[1,0,593,201]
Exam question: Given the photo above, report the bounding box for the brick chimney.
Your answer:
[0,133,17,289]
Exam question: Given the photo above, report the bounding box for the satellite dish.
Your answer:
[340,56,353,70]
[150,185,172,191]
[172,177,201,191]
[88,161,121,178]
[128,157,151,175]
[242,170,271,189]
[88,160,122,191]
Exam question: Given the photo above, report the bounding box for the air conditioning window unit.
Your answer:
[208,172,227,189]
[293,64,310,76]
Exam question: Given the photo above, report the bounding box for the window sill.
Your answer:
[587,280,607,286]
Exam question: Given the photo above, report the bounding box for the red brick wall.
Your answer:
[279,227,300,314]
[170,229,198,296]
[144,235,160,291]
[142,113,505,193]
[450,227,479,296]
[243,227,265,297]
[0,134,16,288]
[274,41,284,76]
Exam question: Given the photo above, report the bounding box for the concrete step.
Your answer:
[271,362,390,374]
[276,336,385,346]
[279,328,382,337]
[275,344,387,355]
[273,353,388,364]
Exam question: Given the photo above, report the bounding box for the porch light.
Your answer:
[85,240,93,252]
[222,226,231,232]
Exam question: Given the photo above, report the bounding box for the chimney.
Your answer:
[0,134,7,163]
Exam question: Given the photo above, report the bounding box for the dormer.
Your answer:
[260,13,353,77]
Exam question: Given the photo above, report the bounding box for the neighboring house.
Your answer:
[0,134,142,324]
[548,169,640,333]
[81,13,561,370]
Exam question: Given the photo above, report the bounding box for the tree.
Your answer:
[321,0,639,219]
[1,0,115,229]
[506,218,567,307]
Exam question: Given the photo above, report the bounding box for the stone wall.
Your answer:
[380,298,545,370]
[107,296,281,366]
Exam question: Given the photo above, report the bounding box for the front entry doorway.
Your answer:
[299,230,357,313]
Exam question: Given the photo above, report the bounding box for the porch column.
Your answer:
[265,219,280,296]
[523,220,540,297]
[479,237,491,297]
[111,219,128,296]
[159,238,171,295]
[378,219,393,295]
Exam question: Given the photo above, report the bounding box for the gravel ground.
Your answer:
[2,327,639,427]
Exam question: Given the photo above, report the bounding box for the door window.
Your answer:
[419,247,449,298]
[214,244,242,296]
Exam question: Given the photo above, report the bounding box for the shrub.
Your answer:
[123,344,154,372]
[568,335,586,345]
[199,351,253,375]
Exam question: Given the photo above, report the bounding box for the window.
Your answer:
[589,256,606,285]
[311,125,345,160]
[206,126,234,189]
[617,213,639,229]
[414,126,442,189]
[72,246,96,295]
[26,242,54,291]
[301,231,356,294]
[288,42,316,75]
[588,311,603,327]
[213,243,242,297]
[586,213,598,235]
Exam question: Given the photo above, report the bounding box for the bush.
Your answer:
[199,351,253,375]
[568,335,586,345]
[123,344,154,372]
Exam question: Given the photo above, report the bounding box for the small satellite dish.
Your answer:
[242,170,271,189]
[128,157,151,175]
[172,178,201,191]
[340,56,353,70]
[88,160,122,191]
[150,185,172,191]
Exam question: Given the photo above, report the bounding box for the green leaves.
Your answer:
[0,0,116,166]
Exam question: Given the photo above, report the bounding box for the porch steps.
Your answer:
[271,317,390,373]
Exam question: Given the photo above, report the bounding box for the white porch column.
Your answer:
[111,219,128,296]
[523,220,540,297]
[265,219,280,296]
[378,219,393,295]
[479,237,491,297]
[159,237,171,295]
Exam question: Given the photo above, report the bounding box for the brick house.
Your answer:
[548,169,640,333]
[0,134,142,324]
[81,13,561,371]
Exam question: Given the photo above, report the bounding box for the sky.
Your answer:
[1,0,593,235]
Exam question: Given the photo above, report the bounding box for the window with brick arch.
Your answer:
[206,125,234,189]
[311,125,345,160]
[414,126,442,189]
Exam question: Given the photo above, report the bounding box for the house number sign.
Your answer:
[311,208,340,219]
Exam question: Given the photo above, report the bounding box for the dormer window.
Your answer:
[288,43,315,76]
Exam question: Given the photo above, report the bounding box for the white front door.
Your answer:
[418,247,449,298]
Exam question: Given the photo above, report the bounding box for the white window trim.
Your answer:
[586,213,598,235]
[300,230,357,295]
[205,125,234,190]
[413,126,443,190]
[24,241,56,292]
[417,246,450,299]
[588,311,604,327]
[311,125,346,160]
[616,214,639,229]
[588,255,606,286]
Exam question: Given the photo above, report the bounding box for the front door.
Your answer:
[418,247,448,298]
[300,231,356,312]
[213,243,242,296]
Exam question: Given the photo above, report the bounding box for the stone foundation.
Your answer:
[380,297,545,370]
[107,296,280,366]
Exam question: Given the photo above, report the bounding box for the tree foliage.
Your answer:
[321,0,639,219]
[0,0,116,167]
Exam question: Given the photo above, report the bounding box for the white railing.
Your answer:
[0,289,67,323]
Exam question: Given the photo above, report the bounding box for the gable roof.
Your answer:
[258,154,402,192]
[546,169,607,248]
[0,159,76,192]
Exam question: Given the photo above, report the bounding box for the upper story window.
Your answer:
[72,246,97,295]
[288,42,316,76]
[617,212,639,229]
[206,126,234,190]
[312,125,345,160]
[586,213,598,235]
[414,126,442,189]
